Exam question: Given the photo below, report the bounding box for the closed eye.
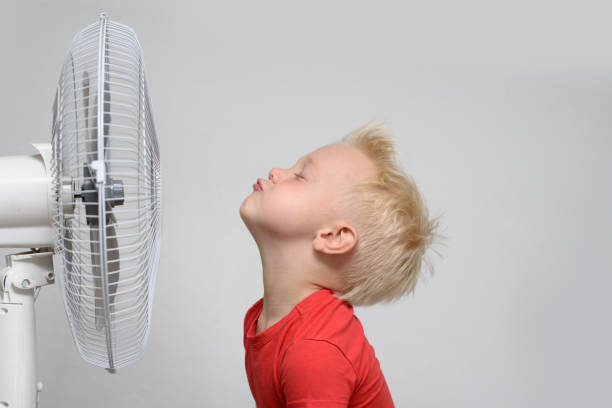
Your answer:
[294,173,305,180]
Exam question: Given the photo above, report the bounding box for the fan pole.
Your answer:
[0,250,54,408]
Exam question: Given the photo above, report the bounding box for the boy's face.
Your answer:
[240,143,378,241]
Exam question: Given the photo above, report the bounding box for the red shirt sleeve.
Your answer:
[279,339,357,407]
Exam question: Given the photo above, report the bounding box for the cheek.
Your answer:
[259,188,316,235]
[264,188,307,215]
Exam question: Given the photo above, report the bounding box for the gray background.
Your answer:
[1,0,611,406]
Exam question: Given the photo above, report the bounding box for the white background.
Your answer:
[1,0,610,406]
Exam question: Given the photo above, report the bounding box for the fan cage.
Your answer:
[50,14,161,370]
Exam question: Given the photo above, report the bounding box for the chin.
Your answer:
[240,199,262,233]
[239,199,251,223]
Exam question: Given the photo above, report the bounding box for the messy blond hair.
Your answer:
[335,120,445,306]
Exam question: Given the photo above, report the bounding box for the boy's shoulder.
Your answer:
[243,289,368,348]
[290,289,372,360]
[284,290,391,405]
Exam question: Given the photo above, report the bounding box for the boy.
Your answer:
[239,120,441,407]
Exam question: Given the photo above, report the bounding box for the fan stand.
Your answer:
[0,249,55,408]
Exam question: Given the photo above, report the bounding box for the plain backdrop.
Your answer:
[1,0,610,407]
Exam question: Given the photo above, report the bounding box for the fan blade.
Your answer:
[106,212,120,309]
[63,222,73,272]
[91,211,120,331]
[63,220,79,295]
[91,226,103,330]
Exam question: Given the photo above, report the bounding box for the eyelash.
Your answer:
[294,173,305,180]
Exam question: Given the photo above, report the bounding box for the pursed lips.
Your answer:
[253,178,265,191]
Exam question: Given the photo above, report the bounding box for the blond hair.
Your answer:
[335,120,445,306]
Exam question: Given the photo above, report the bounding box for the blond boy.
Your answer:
[239,120,442,407]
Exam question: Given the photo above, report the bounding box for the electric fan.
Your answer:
[0,12,161,407]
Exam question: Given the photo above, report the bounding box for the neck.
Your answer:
[255,238,325,334]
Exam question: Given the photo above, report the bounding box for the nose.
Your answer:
[268,168,285,183]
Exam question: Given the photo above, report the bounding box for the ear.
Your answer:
[313,223,357,255]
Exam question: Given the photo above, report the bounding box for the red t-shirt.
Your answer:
[243,288,394,407]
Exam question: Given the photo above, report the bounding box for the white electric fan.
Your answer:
[0,12,162,407]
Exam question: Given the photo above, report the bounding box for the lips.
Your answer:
[253,178,264,191]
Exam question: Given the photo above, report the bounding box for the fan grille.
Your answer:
[50,14,161,370]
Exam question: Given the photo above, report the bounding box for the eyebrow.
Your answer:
[300,156,317,174]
